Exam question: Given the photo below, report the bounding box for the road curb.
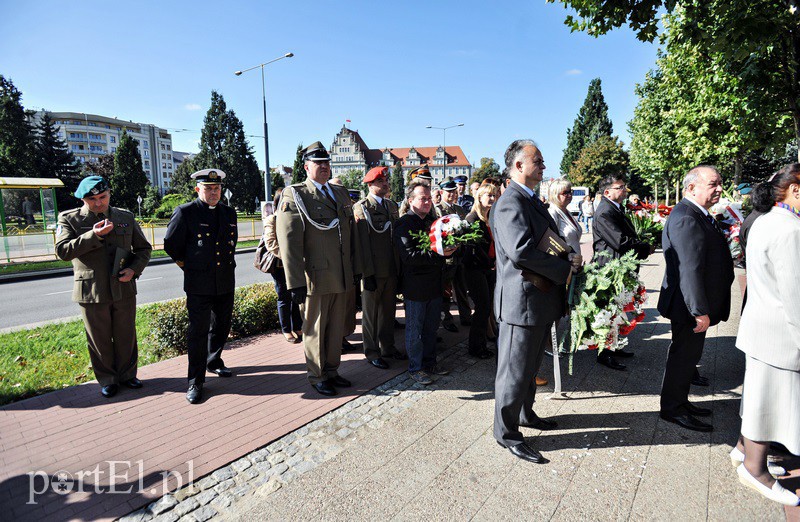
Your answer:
[0,247,257,284]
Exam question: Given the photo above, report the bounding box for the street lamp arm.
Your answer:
[233,52,294,76]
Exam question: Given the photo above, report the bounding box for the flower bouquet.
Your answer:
[409,214,483,254]
[709,198,744,261]
[566,251,647,373]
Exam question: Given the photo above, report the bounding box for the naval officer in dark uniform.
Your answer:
[164,169,238,404]
[55,175,152,398]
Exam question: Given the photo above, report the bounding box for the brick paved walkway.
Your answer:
[0,303,460,521]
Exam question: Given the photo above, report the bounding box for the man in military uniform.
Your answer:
[55,175,152,398]
[354,166,405,369]
[435,179,473,331]
[456,175,474,212]
[276,141,366,396]
[399,165,433,216]
[164,169,238,404]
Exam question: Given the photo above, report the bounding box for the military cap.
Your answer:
[409,165,432,181]
[454,175,468,184]
[363,166,388,183]
[440,179,457,191]
[303,141,331,162]
[191,169,226,184]
[75,175,110,199]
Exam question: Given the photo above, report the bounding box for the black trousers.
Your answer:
[465,268,495,354]
[272,267,303,334]
[186,292,235,385]
[660,317,707,415]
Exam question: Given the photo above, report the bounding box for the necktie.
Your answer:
[321,185,336,205]
[706,214,720,232]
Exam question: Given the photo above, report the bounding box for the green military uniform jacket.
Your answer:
[276,179,366,295]
[55,206,152,303]
[353,194,399,279]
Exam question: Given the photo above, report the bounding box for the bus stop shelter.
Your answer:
[0,177,65,262]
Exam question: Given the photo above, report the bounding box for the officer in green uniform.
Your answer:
[55,175,152,398]
[164,169,238,404]
[435,178,473,331]
[276,141,366,396]
[354,166,405,369]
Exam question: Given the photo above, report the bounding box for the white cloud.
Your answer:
[564,69,582,76]
[184,103,202,111]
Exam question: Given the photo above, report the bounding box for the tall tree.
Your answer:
[192,91,263,210]
[270,169,286,192]
[111,130,149,211]
[337,169,365,191]
[33,112,81,211]
[560,78,614,174]
[0,75,34,178]
[169,158,196,197]
[390,162,404,202]
[290,143,305,184]
[568,135,629,191]
[549,0,800,161]
[470,157,501,184]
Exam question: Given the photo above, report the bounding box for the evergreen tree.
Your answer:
[141,184,162,216]
[111,130,149,211]
[290,143,305,184]
[33,112,81,211]
[390,162,404,202]
[0,75,34,178]
[192,91,263,210]
[169,157,196,197]
[560,78,614,174]
[271,169,286,191]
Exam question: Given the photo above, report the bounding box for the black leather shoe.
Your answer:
[101,384,118,398]
[330,375,352,387]
[614,349,635,358]
[369,358,389,369]
[659,412,713,432]
[186,384,203,404]
[498,442,548,464]
[519,413,558,431]
[470,350,494,360]
[442,321,459,333]
[209,366,233,377]
[691,375,710,386]
[123,378,143,389]
[597,352,626,371]
[684,402,712,417]
[394,320,405,329]
[313,381,337,396]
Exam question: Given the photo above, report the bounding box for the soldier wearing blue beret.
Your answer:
[55,175,152,398]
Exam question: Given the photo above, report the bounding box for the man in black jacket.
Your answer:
[657,165,734,432]
[592,174,653,370]
[393,179,456,385]
[164,169,238,404]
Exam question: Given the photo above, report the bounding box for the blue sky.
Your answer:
[1,0,658,176]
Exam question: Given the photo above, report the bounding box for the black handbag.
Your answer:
[254,234,280,274]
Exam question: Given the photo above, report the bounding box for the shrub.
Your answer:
[142,298,190,355]
[154,193,193,218]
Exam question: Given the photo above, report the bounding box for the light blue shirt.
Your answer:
[310,180,334,197]
[511,179,536,199]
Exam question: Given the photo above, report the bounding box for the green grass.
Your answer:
[0,240,260,276]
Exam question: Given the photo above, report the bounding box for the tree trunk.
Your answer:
[733,155,743,186]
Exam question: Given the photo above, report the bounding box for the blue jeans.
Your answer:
[272,267,303,334]
[404,297,442,373]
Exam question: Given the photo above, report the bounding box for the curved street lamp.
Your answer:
[425,123,464,181]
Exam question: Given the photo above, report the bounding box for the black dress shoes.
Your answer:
[186,384,203,404]
[442,321,459,333]
[498,442,548,464]
[691,375,710,386]
[684,402,712,417]
[659,412,713,432]
[329,375,352,387]
[614,349,634,358]
[369,358,390,369]
[394,320,405,329]
[470,350,494,360]
[597,351,626,371]
[313,381,337,396]
[519,413,559,431]
[101,384,118,398]
[209,366,233,377]
[123,377,143,389]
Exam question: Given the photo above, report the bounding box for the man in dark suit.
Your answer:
[490,140,580,463]
[592,175,654,370]
[658,165,734,432]
[164,169,238,404]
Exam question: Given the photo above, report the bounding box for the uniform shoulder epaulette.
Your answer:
[290,182,306,189]
[356,197,370,206]
[115,207,134,216]
[60,207,81,217]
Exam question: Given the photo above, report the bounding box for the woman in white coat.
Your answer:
[733,163,800,506]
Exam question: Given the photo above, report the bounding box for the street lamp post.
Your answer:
[235,52,294,206]
[425,123,464,182]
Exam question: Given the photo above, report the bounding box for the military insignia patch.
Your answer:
[56,225,62,235]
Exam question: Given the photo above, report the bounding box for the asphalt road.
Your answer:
[0,250,272,331]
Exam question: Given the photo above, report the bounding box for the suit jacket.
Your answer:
[353,194,399,279]
[275,179,364,295]
[56,205,151,304]
[489,181,572,326]
[657,198,734,325]
[163,198,238,295]
[736,206,800,370]
[393,210,444,301]
[592,196,650,266]
[548,205,582,255]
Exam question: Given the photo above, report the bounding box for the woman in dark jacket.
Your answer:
[463,182,500,359]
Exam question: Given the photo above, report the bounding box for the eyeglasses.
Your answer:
[608,185,627,191]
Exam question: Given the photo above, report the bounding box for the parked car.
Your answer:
[568,186,589,215]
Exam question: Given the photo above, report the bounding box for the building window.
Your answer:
[144,160,150,168]
[142,140,149,148]
[110,136,116,143]
[143,150,149,157]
